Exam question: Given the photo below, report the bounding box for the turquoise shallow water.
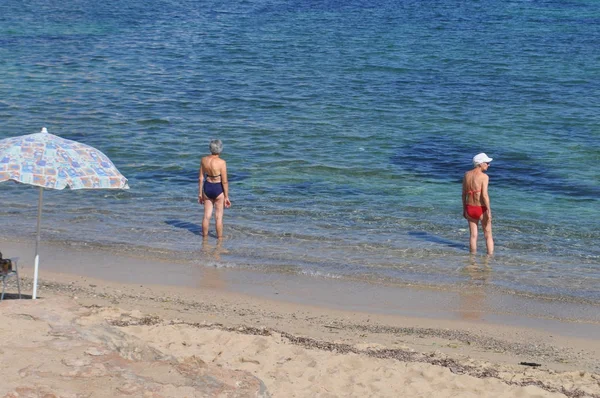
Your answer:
[0,0,599,302]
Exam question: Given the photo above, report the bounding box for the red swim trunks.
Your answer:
[466,205,487,219]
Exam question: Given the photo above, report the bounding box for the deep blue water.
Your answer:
[1,0,599,302]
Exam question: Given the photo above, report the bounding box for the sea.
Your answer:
[0,0,598,305]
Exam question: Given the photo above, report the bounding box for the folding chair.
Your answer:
[1,257,21,301]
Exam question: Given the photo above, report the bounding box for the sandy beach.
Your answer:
[1,239,599,398]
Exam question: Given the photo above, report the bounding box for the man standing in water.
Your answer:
[462,153,494,255]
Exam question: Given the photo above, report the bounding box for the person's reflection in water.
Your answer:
[458,255,491,321]
[199,238,227,289]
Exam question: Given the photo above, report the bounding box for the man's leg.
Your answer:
[482,213,494,255]
[468,219,479,254]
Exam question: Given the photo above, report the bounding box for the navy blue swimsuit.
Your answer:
[203,174,223,200]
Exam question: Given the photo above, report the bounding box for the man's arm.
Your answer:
[481,175,491,217]
[462,175,467,209]
[462,174,469,219]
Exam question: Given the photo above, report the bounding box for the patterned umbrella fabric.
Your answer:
[0,127,129,190]
[0,127,129,299]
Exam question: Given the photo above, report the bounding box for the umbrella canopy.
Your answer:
[0,127,129,190]
[0,127,129,299]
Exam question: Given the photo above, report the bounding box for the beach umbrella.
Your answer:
[0,127,129,299]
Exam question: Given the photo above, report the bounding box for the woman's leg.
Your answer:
[202,198,214,237]
[213,194,226,239]
[468,219,479,254]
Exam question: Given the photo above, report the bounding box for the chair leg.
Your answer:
[16,272,21,299]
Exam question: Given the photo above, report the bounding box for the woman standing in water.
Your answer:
[198,139,231,239]
[462,153,494,255]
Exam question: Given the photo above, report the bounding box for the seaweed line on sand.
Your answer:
[17,277,600,398]
[107,318,599,398]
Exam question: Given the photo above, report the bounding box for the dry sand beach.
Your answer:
[0,239,599,398]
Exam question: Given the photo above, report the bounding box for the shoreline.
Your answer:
[1,239,599,396]
[2,233,599,308]
[2,238,599,329]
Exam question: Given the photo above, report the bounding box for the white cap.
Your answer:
[473,153,493,166]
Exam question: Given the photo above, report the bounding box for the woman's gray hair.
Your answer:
[209,139,223,155]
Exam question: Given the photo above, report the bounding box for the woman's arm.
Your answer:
[221,162,231,208]
[198,160,205,204]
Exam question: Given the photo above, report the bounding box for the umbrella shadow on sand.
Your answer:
[0,293,32,300]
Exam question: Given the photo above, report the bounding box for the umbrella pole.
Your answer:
[32,187,43,300]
